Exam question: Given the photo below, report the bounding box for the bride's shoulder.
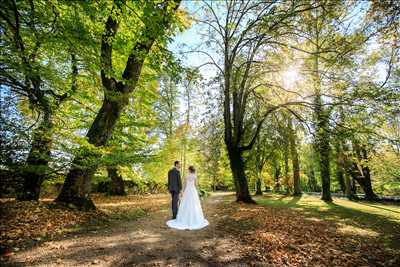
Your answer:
[187,173,196,179]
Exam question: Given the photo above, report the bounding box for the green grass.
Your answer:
[254,193,400,249]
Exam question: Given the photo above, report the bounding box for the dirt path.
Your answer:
[7,192,246,267]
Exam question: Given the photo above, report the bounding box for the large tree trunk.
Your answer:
[351,143,377,200]
[319,133,332,201]
[3,0,55,201]
[343,142,376,200]
[55,1,180,210]
[288,117,301,196]
[227,148,255,203]
[107,167,126,196]
[314,90,331,201]
[347,162,377,200]
[315,106,331,201]
[313,6,332,202]
[55,98,124,210]
[356,172,376,200]
[18,112,53,201]
[18,53,77,201]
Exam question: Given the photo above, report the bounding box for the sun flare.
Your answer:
[282,67,301,89]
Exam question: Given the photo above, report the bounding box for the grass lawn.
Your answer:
[254,193,400,249]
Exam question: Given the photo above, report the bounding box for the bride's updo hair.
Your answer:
[188,165,195,173]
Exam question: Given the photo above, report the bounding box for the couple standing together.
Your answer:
[166,161,209,230]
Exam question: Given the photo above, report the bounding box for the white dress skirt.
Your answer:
[166,173,209,230]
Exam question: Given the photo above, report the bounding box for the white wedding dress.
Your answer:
[166,173,209,230]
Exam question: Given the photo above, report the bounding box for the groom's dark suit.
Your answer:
[168,167,182,219]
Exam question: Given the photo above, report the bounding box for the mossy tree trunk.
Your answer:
[18,110,52,201]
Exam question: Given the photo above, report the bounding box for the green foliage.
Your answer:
[1,0,399,201]
[371,146,400,195]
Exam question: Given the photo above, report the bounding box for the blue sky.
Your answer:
[169,1,219,80]
[168,1,220,127]
[167,0,392,129]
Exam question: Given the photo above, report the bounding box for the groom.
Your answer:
[168,161,182,219]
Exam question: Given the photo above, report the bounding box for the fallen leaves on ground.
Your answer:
[216,201,400,267]
[2,193,399,266]
[0,193,169,251]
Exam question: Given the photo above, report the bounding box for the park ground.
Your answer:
[1,192,399,266]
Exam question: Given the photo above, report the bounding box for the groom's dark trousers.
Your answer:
[170,191,179,219]
[168,167,182,219]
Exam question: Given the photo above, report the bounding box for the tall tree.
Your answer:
[288,116,301,195]
[55,0,181,210]
[181,68,200,177]
[154,73,179,138]
[198,0,315,203]
[197,81,224,191]
[291,1,370,201]
[0,0,83,200]
[247,121,274,196]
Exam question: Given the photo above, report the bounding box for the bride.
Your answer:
[166,166,209,230]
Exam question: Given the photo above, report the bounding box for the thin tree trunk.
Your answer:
[344,173,357,199]
[335,163,346,194]
[274,160,281,192]
[350,178,357,197]
[168,77,174,137]
[288,117,301,196]
[291,146,301,196]
[283,144,290,194]
[182,138,187,178]
[342,143,358,199]
[334,141,346,194]
[255,171,262,195]
[308,166,317,191]
[213,175,217,191]
[107,167,126,195]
